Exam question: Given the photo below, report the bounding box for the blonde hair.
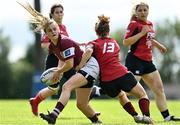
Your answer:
[17,0,49,33]
[131,0,149,21]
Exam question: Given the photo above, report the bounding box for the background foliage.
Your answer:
[0,19,180,99]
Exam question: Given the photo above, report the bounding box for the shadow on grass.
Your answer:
[154,120,178,125]
[56,117,131,125]
[57,117,85,120]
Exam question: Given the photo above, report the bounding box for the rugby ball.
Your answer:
[40,67,63,86]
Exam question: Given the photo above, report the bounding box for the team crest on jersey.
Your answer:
[63,47,75,58]
[146,32,155,48]
[147,32,155,40]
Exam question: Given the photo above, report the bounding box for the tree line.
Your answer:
[0,19,179,99]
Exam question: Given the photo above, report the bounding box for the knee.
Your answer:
[119,91,128,101]
[119,92,130,105]
[138,91,148,99]
[148,76,165,95]
[61,84,71,93]
[135,86,148,99]
[48,86,59,94]
[151,81,165,95]
[154,86,165,96]
[132,83,148,99]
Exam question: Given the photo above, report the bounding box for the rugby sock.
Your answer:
[51,101,64,118]
[88,114,98,123]
[161,109,170,119]
[123,102,138,116]
[33,94,43,105]
[139,98,150,116]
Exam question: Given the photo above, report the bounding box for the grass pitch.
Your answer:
[0,99,180,125]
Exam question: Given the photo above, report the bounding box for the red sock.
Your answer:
[33,94,43,105]
[139,98,150,116]
[123,102,138,116]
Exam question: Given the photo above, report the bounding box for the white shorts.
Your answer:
[80,57,99,80]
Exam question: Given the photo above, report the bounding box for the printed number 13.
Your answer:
[103,42,115,54]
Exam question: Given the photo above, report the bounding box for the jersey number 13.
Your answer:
[103,42,115,54]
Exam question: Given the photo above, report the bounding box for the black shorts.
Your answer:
[100,72,137,98]
[78,70,95,88]
[125,53,156,76]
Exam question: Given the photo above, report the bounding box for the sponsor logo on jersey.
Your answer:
[63,47,75,58]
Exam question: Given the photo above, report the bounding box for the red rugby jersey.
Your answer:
[89,37,128,82]
[124,19,155,61]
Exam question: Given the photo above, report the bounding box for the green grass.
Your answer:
[0,99,180,125]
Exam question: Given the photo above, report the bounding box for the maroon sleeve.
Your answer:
[59,38,76,60]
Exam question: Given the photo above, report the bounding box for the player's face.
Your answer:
[136,5,149,22]
[45,22,60,40]
[51,7,64,23]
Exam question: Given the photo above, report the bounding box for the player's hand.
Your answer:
[75,64,84,71]
[52,70,61,83]
[158,44,167,54]
[141,25,149,36]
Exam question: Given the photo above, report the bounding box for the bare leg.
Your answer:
[119,91,130,105]
[76,88,101,123]
[76,88,96,117]
[38,87,57,99]
[119,91,138,117]
[129,82,148,99]
[128,83,153,124]
[40,73,101,124]
[58,73,87,105]
[129,82,150,116]
[142,70,167,112]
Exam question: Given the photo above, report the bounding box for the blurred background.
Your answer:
[0,0,179,99]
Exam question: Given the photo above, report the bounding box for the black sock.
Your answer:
[99,88,106,95]
[51,101,65,118]
[88,114,98,123]
[161,109,170,119]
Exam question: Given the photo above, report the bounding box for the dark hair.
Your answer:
[95,15,110,37]
[49,4,64,19]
